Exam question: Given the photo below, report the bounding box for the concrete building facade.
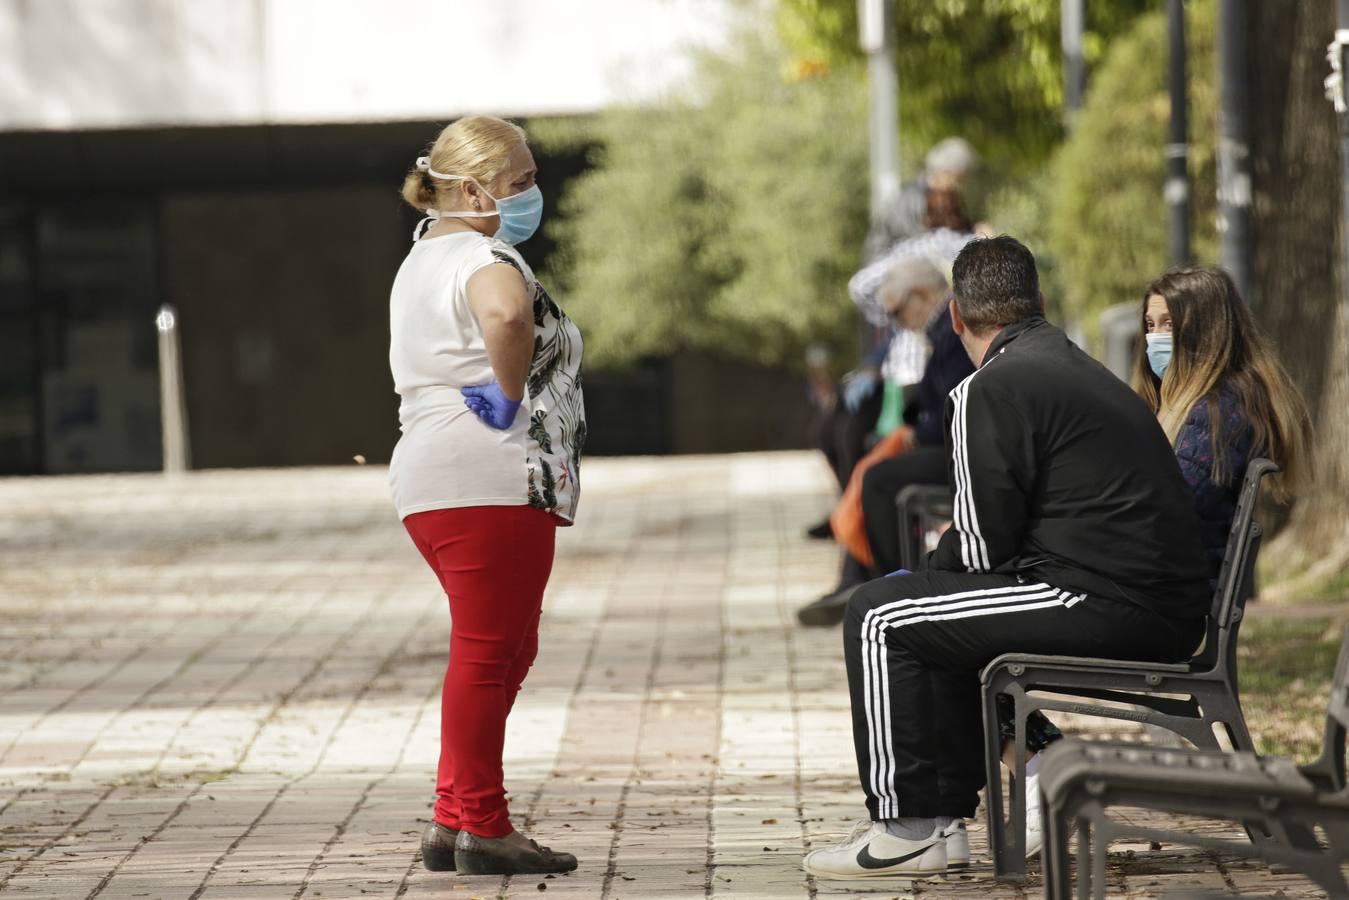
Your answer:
[0,0,812,475]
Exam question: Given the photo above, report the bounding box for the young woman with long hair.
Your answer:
[1134,267,1312,579]
[997,267,1314,862]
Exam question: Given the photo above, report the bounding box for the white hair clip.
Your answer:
[415,156,463,181]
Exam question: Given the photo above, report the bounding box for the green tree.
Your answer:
[537,1,1161,370]
[536,33,869,370]
[1046,0,1219,342]
[1244,0,1349,598]
[777,0,1155,173]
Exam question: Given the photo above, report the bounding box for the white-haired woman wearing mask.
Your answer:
[389,115,584,877]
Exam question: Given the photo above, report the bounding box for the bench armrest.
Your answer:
[981,651,1192,682]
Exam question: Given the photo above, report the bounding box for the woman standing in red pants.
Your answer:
[389,116,585,876]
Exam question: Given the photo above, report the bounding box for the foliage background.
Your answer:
[776,0,1153,175]
[534,34,869,370]
[534,1,1163,371]
[529,1,1349,675]
[1046,0,1219,344]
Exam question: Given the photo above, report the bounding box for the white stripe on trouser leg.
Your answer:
[861,614,883,813]
[865,616,895,817]
[869,585,1059,814]
[859,583,1072,819]
[874,581,1058,618]
[880,585,1062,622]
[862,582,1055,816]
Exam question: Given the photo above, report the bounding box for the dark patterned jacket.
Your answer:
[1174,384,1255,585]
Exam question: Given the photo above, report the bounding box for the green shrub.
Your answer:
[777,0,1155,176]
[1047,0,1219,347]
[534,33,868,371]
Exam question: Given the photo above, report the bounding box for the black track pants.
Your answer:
[859,445,948,575]
[842,569,1203,819]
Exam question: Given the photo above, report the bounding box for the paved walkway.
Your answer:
[0,453,1323,899]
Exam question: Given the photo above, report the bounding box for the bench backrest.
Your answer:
[1191,457,1278,672]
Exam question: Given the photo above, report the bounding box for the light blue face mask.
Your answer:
[415,157,543,244]
[1145,332,1173,380]
[488,184,544,245]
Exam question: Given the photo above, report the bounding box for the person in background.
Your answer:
[832,185,978,444]
[983,266,1316,849]
[804,141,983,540]
[389,115,584,877]
[1135,267,1311,582]
[796,255,974,627]
[856,263,974,578]
[860,137,982,262]
[799,187,977,592]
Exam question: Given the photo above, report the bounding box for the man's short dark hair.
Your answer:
[951,236,1041,333]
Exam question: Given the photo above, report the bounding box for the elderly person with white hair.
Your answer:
[855,256,975,579]
[798,251,976,627]
[807,142,982,505]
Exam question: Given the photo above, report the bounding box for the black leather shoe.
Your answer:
[795,584,859,627]
[420,821,459,871]
[454,830,578,875]
[805,519,835,540]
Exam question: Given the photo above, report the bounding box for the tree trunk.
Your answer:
[1247,0,1349,596]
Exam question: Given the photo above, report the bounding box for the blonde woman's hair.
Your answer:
[401,115,527,213]
[1130,267,1312,499]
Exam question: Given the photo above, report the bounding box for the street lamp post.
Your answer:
[1338,0,1349,308]
[859,0,900,227]
[1217,0,1252,302]
[1061,0,1085,121]
[1167,0,1192,265]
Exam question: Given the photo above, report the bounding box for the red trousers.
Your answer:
[404,504,557,838]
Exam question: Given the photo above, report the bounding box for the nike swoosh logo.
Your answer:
[856,840,938,870]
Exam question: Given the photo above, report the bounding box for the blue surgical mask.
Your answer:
[1145,332,1172,380]
[414,157,544,244]
[485,184,543,244]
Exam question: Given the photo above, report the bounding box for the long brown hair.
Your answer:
[1131,267,1311,498]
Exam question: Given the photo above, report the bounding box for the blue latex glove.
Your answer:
[884,568,912,578]
[460,382,522,430]
[841,369,880,412]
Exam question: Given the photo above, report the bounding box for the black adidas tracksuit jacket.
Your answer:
[932,315,1211,620]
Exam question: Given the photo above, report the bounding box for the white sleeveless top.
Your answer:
[387,231,585,522]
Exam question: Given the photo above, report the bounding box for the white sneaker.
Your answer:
[943,818,969,869]
[803,820,946,880]
[1024,771,1043,859]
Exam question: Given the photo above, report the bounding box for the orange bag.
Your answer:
[828,425,916,569]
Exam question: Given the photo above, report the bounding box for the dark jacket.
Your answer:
[931,317,1212,620]
[907,304,978,447]
[1175,385,1255,584]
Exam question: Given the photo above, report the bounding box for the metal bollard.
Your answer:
[156,305,191,474]
[1099,302,1142,384]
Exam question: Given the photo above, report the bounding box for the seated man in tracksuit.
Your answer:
[804,235,1211,880]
